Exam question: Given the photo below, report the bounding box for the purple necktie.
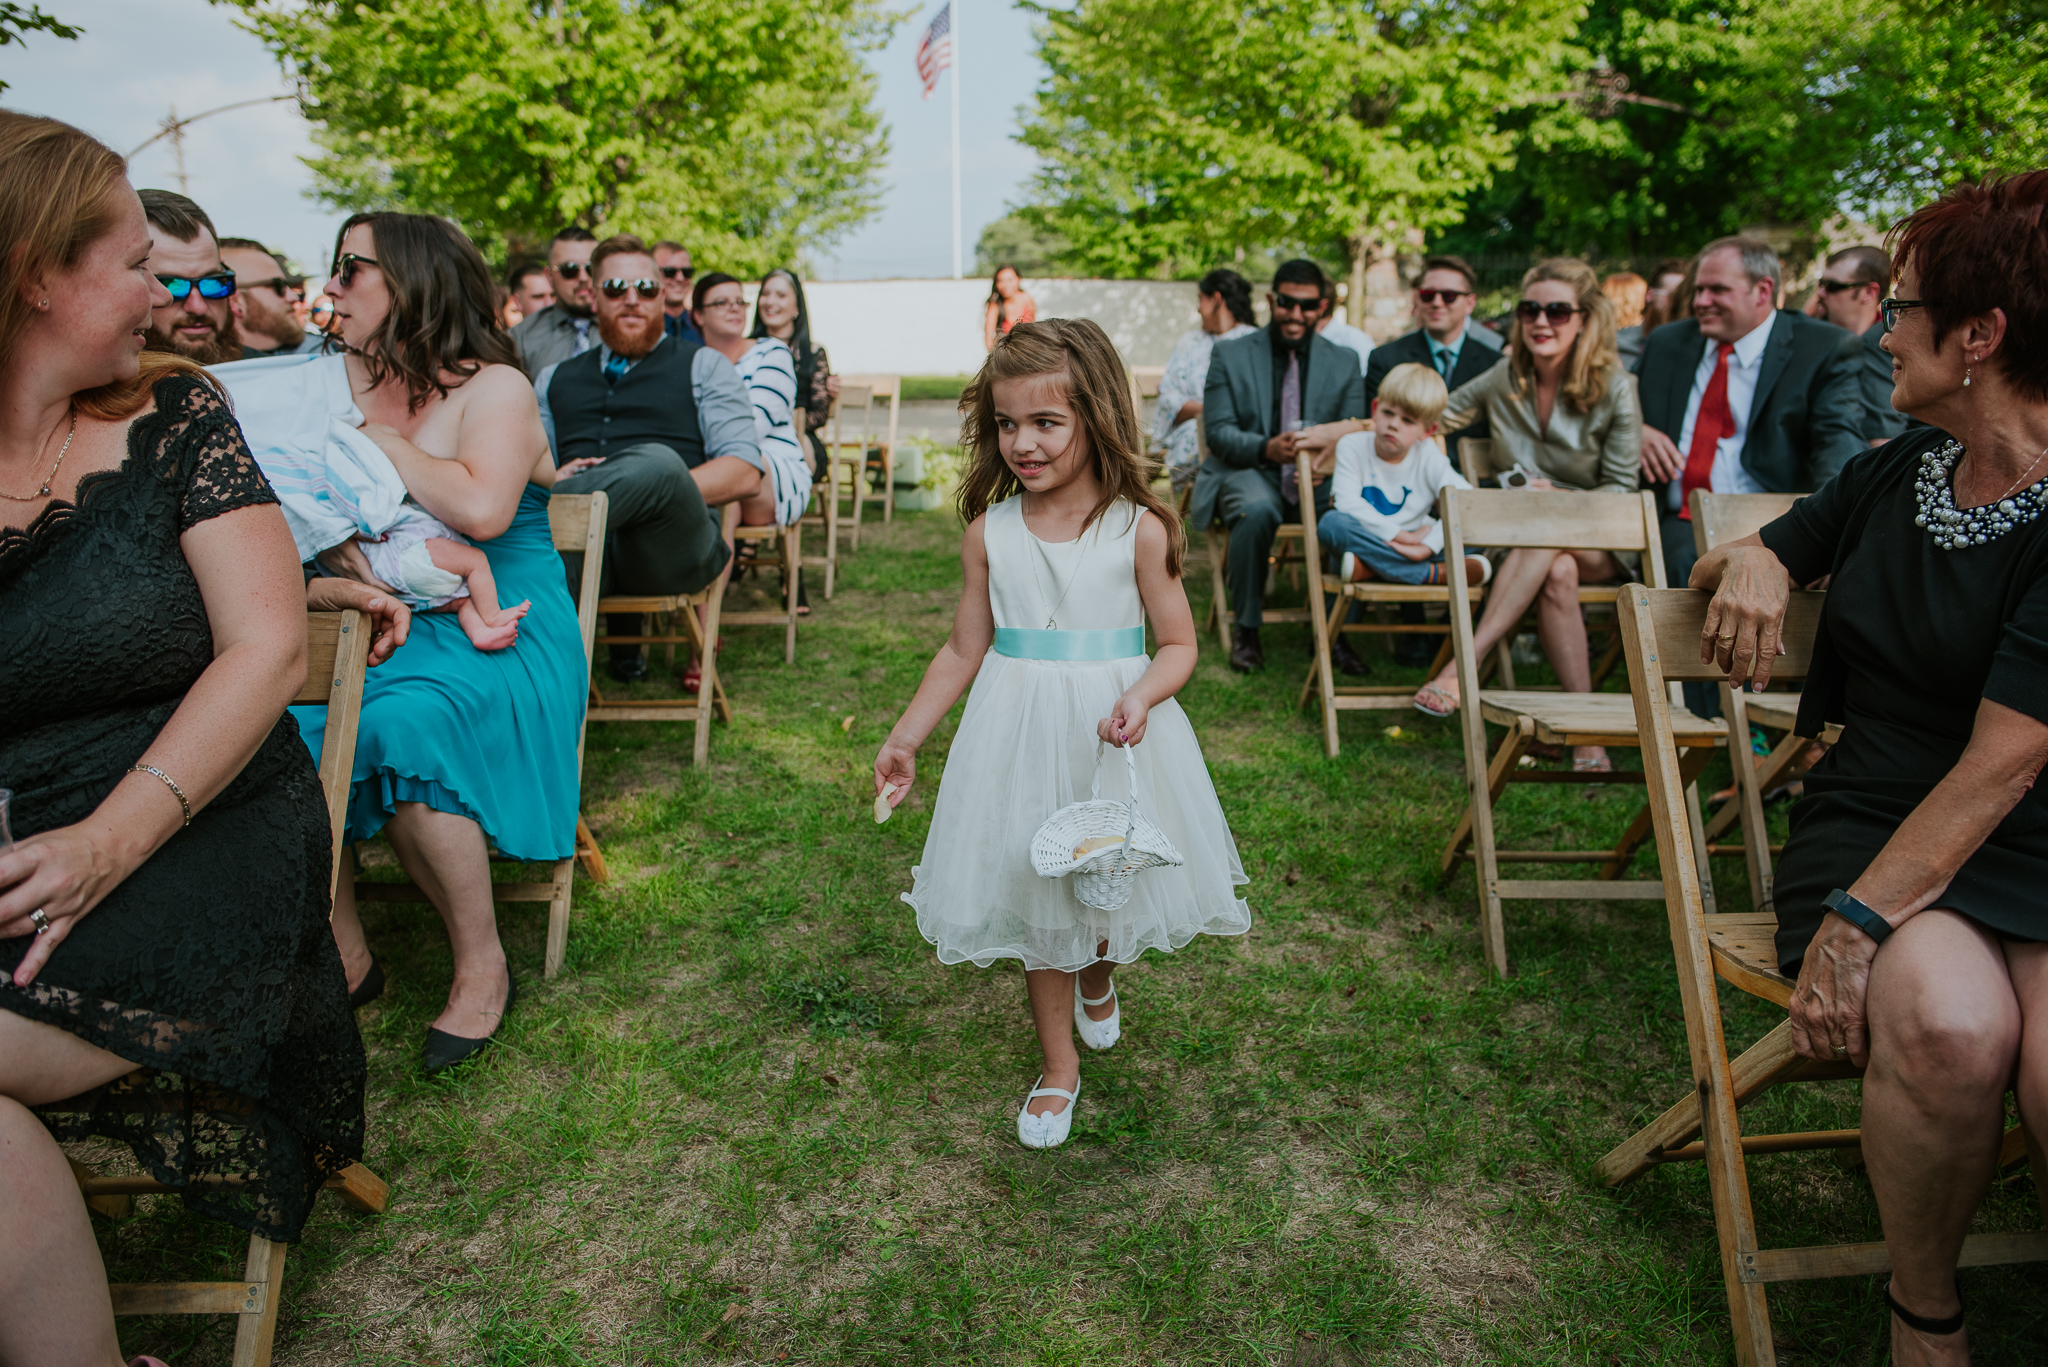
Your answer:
[1280,351,1302,506]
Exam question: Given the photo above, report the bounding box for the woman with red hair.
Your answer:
[1697,171,2048,1361]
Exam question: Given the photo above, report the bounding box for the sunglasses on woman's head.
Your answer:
[1416,288,1471,304]
[659,265,692,280]
[331,253,378,288]
[157,272,236,301]
[600,278,661,301]
[1516,300,1581,324]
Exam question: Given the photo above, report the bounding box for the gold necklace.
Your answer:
[0,408,78,502]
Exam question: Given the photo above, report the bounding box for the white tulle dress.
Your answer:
[903,496,1251,971]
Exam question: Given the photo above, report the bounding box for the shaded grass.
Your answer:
[99,509,2046,1364]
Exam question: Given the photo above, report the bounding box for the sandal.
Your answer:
[1413,680,1458,718]
[1572,752,1612,773]
[1884,1280,1964,1337]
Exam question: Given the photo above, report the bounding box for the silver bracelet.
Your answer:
[130,764,192,828]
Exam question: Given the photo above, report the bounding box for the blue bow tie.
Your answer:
[603,352,630,384]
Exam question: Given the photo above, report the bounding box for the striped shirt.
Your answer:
[738,337,813,525]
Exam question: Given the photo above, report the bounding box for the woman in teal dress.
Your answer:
[290,212,585,1072]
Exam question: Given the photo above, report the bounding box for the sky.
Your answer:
[1,0,1047,283]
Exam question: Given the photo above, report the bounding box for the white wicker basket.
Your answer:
[1030,741,1184,911]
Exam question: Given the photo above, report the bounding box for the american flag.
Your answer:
[915,3,952,99]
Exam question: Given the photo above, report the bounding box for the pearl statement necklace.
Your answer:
[1914,439,2048,550]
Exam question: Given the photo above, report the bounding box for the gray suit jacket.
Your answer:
[1853,321,1911,443]
[509,304,592,383]
[1193,326,1367,528]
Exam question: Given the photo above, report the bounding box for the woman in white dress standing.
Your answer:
[1154,268,1259,493]
[875,318,1251,1151]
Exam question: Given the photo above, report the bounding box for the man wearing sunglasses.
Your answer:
[652,240,703,343]
[509,225,600,381]
[533,234,765,681]
[1196,258,1369,672]
[1811,245,1916,447]
[137,189,244,367]
[219,237,318,356]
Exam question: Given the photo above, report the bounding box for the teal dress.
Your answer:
[294,483,585,860]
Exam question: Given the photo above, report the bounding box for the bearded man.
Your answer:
[534,234,764,680]
[219,237,315,355]
[138,190,243,366]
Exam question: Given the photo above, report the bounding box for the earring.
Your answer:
[36,298,47,311]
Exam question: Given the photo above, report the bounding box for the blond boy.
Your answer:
[1321,362,1490,586]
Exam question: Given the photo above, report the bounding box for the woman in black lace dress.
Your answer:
[0,115,369,1363]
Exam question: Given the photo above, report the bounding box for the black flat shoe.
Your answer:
[347,954,385,1010]
[1330,635,1371,678]
[421,975,517,1076]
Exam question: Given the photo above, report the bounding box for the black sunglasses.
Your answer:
[1416,288,1471,304]
[1817,278,1873,294]
[157,271,236,301]
[331,253,379,287]
[1270,293,1322,314]
[246,276,304,299]
[659,265,693,280]
[1880,297,1928,332]
[1516,300,1581,324]
[600,278,661,301]
[555,260,593,279]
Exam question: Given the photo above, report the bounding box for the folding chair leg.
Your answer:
[783,525,800,665]
[1308,579,1341,759]
[1207,528,1232,654]
[231,1233,287,1367]
[574,816,609,883]
[543,856,574,979]
[1598,745,1713,881]
[1439,716,1533,878]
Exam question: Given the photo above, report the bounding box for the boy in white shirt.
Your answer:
[1321,362,1492,587]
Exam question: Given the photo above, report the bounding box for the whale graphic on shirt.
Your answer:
[1361,485,1411,517]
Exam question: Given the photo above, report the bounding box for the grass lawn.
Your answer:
[102,509,2045,1364]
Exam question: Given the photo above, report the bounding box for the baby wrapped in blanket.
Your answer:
[212,351,529,650]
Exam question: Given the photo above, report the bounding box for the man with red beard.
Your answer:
[535,233,764,681]
[137,190,244,367]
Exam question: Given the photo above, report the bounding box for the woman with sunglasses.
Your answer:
[1695,169,2048,1364]
[293,213,587,1072]
[1412,258,1643,773]
[697,272,811,533]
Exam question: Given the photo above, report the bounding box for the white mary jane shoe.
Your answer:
[1016,1075,1079,1149]
[1074,980,1121,1051]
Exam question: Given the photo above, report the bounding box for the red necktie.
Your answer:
[1679,343,1734,521]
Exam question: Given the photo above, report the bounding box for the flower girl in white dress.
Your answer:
[874,318,1250,1149]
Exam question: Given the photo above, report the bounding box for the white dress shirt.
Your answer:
[1668,310,1776,509]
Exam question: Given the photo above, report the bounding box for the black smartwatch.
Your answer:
[1824,888,1894,946]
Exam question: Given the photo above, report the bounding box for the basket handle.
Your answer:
[1088,739,1140,871]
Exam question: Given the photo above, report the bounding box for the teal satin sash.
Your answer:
[993,626,1146,661]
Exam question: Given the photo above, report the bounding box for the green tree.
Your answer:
[1014,0,1585,281]
[974,211,1069,275]
[217,0,897,273]
[0,2,79,92]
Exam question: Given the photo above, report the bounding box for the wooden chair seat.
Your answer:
[77,611,388,1365]
[830,375,902,545]
[1742,693,1801,732]
[1476,690,1724,747]
[1596,586,2048,1361]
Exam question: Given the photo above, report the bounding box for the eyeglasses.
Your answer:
[1416,288,1471,304]
[1516,300,1581,324]
[1880,297,1927,332]
[659,265,693,280]
[1270,293,1322,315]
[555,261,592,280]
[700,296,749,311]
[331,253,379,288]
[600,278,661,301]
[157,271,236,301]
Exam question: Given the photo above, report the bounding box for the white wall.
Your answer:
[803,278,1202,376]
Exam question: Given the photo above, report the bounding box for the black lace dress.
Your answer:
[0,375,366,1243]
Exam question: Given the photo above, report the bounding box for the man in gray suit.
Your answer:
[509,226,598,381]
[1812,244,1914,447]
[1195,259,1369,672]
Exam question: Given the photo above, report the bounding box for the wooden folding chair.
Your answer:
[1596,586,2048,1364]
[1129,364,1166,459]
[725,517,801,665]
[1198,419,1329,659]
[69,610,389,1367]
[834,373,901,543]
[794,410,840,599]
[582,500,737,770]
[1438,488,1726,975]
[357,494,616,976]
[1690,491,1826,914]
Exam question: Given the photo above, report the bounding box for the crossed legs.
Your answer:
[1862,910,2046,1364]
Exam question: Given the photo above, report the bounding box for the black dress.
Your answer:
[1763,426,2048,972]
[0,375,366,1243]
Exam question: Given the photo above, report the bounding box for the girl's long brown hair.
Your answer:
[957,317,1185,578]
[0,111,211,421]
[1508,257,1621,413]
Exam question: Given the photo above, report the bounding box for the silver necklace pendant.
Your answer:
[1914,440,2046,550]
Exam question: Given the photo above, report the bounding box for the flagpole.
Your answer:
[949,0,962,280]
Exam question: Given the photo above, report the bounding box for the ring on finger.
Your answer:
[1830,1042,1848,1058]
[29,908,50,935]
